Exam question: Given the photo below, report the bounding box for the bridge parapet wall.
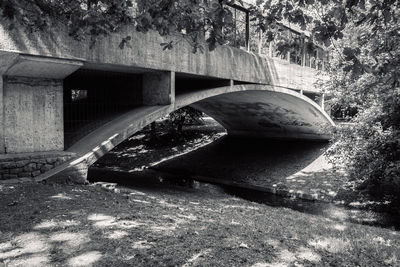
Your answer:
[0,21,322,93]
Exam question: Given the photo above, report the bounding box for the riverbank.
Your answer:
[92,117,397,213]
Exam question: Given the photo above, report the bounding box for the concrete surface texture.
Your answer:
[0,53,82,153]
[191,89,333,140]
[143,71,175,105]
[0,22,321,92]
[0,76,4,154]
[0,52,20,154]
[4,77,63,153]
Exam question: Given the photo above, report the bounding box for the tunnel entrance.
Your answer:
[63,69,143,149]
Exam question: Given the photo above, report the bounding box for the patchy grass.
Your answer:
[1,182,399,266]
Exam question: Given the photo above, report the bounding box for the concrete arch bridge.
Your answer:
[0,22,334,183]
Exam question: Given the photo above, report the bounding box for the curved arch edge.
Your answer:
[37,84,335,183]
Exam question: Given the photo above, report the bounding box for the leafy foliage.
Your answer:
[313,0,400,196]
[167,106,204,133]
[0,0,243,51]
[1,0,135,47]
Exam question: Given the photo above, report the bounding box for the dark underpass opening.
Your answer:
[63,69,143,149]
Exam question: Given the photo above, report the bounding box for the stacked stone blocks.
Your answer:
[0,152,74,181]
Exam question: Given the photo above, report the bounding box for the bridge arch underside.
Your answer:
[51,85,334,184]
[189,89,332,141]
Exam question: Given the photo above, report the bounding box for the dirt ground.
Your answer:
[1,182,399,266]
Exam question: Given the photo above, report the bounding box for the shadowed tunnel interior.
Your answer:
[63,69,143,149]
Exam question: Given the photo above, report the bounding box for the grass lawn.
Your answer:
[1,182,399,266]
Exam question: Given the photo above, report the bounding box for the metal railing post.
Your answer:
[245,9,250,51]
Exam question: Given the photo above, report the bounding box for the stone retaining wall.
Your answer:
[0,152,75,181]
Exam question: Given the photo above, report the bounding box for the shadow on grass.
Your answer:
[1,182,399,266]
[0,183,285,266]
[222,184,400,231]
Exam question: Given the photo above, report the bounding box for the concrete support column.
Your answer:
[143,71,175,105]
[0,76,4,154]
[3,77,64,153]
[269,42,273,57]
[301,36,307,67]
[245,10,250,52]
[258,32,263,55]
[320,93,325,110]
[0,52,19,154]
[0,53,82,154]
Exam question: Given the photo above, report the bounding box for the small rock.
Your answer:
[46,157,58,164]
[0,162,16,169]
[9,168,23,174]
[7,201,18,206]
[24,163,37,172]
[15,160,29,168]
[239,243,249,248]
[40,164,53,172]
[31,171,41,177]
